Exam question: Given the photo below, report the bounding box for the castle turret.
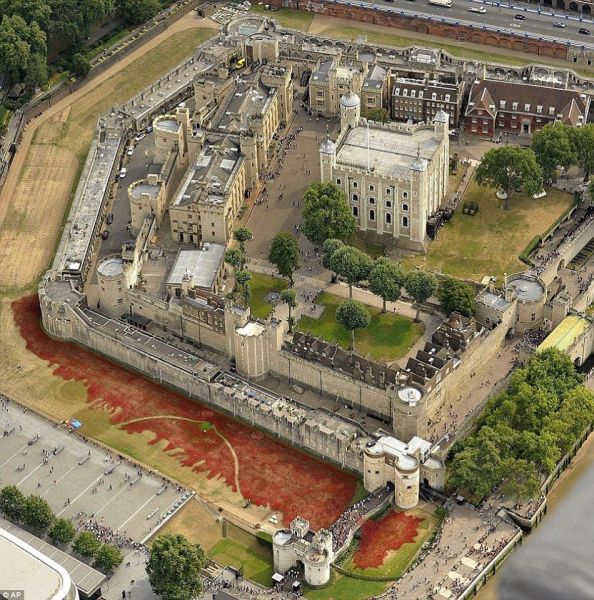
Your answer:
[319,134,336,183]
[340,90,360,131]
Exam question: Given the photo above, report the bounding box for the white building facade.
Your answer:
[320,91,450,251]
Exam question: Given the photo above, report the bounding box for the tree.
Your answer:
[404,270,438,322]
[147,533,206,600]
[224,247,246,272]
[0,15,31,80]
[330,246,369,298]
[302,182,357,245]
[268,232,300,285]
[49,518,76,545]
[0,485,26,521]
[0,0,52,32]
[438,277,477,317]
[368,257,404,312]
[321,238,344,283]
[93,544,123,574]
[475,146,543,210]
[570,124,594,180]
[280,288,297,333]
[73,531,101,558]
[367,108,389,123]
[335,299,371,350]
[531,123,576,183]
[234,271,252,307]
[117,0,161,25]
[501,458,540,501]
[24,50,47,89]
[48,0,115,48]
[233,227,252,253]
[22,495,54,531]
[71,52,91,77]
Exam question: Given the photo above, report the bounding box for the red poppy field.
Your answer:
[353,510,424,569]
[12,295,357,529]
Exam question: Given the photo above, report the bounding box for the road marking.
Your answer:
[56,473,105,517]
[115,493,158,532]
[0,444,28,468]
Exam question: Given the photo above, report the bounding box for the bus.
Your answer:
[429,0,453,7]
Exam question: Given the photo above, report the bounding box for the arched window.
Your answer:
[402,216,409,227]
[385,213,392,224]
[368,197,375,205]
[386,200,392,208]
[352,193,359,202]
[352,181,358,189]
[402,191,409,199]
[353,206,359,217]
[336,178,342,185]
[369,184,375,191]
[369,209,375,221]
[386,188,391,195]
[402,203,409,212]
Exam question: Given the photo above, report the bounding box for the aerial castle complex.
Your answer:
[37,14,594,586]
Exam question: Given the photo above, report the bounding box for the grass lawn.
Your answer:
[305,573,388,600]
[209,537,273,586]
[248,272,288,319]
[296,292,423,362]
[0,105,12,130]
[403,181,573,282]
[250,4,314,30]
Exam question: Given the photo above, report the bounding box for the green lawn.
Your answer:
[403,181,573,282]
[250,4,315,30]
[248,272,288,319]
[347,233,386,260]
[305,573,388,600]
[208,538,273,586]
[0,105,12,131]
[296,292,423,361]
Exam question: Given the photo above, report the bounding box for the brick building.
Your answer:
[465,80,590,136]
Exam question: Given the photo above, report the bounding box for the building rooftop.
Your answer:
[217,77,272,132]
[538,314,591,353]
[336,124,440,180]
[507,277,544,301]
[97,256,124,278]
[129,181,160,200]
[167,245,225,290]
[154,117,181,133]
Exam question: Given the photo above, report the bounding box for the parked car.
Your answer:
[468,6,487,13]
[146,124,153,133]
[579,27,591,35]
[119,167,127,179]
[107,213,113,225]
[134,133,145,142]
[552,21,565,28]
[514,13,526,20]
[101,230,110,240]
[126,146,134,156]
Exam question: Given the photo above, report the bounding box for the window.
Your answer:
[352,181,358,188]
[353,206,359,217]
[386,200,392,208]
[419,91,424,99]
[369,209,375,221]
[411,90,416,98]
[432,92,437,100]
[385,213,392,224]
[402,203,409,212]
[549,106,556,115]
[336,178,341,185]
[402,216,409,227]
[402,191,409,200]
[403,89,408,97]
[524,103,530,112]
[352,193,359,202]
[369,184,375,191]
[512,102,518,110]
[537,105,543,114]
[368,197,375,205]
[500,100,507,109]
[386,188,391,195]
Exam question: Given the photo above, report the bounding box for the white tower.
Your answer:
[319,134,336,183]
[339,90,360,132]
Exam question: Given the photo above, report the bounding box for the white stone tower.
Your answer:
[339,90,360,132]
[319,133,336,183]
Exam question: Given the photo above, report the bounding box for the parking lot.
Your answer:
[0,396,191,545]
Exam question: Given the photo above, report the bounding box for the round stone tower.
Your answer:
[339,90,360,131]
[363,441,386,493]
[393,457,420,510]
[97,256,126,319]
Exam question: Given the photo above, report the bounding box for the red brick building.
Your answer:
[464,80,590,137]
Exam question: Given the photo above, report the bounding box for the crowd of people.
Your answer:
[261,126,304,183]
[77,513,149,552]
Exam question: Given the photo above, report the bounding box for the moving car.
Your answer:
[468,6,487,13]
[552,21,565,27]
[126,146,134,156]
[134,133,145,142]
[514,13,526,20]
[119,167,127,179]
[579,27,591,34]
[429,0,453,7]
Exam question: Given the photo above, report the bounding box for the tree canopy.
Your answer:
[117,0,161,25]
[0,485,26,521]
[280,287,297,332]
[268,232,300,285]
[404,270,438,322]
[321,238,344,282]
[330,245,372,297]
[94,544,124,574]
[449,349,594,501]
[302,182,357,245]
[368,257,404,312]
[530,123,576,183]
[438,277,477,317]
[475,147,543,209]
[147,533,206,600]
[335,299,371,350]
[22,495,54,531]
[73,531,101,558]
[49,518,76,545]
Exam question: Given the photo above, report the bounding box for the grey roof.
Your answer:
[129,181,160,200]
[340,90,360,108]
[363,64,386,90]
[434,108,449,123]
[319,135,336,155]
[507,277,545,301]
[167,245,225,290]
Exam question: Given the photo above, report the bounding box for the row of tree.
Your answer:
[449,349,594,500]
[0,484,123,573]
[0,0,163,94]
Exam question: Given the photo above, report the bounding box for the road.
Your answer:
[334,0,594,50]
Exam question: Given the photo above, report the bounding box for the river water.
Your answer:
[476,438,594,600]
